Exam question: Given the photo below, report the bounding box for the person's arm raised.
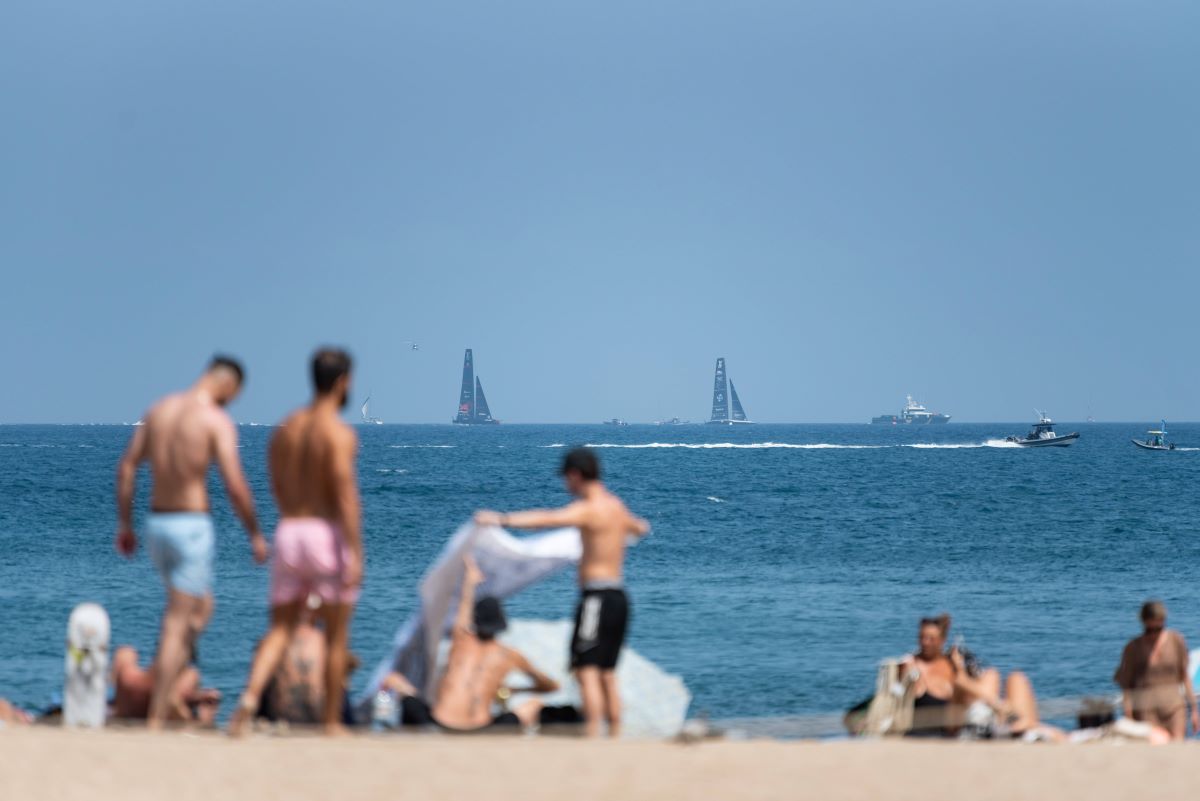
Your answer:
[453,555,484,636]
[213,414,267,564]
[475,504,586,531]
[332,426,363,587]
[508,649,560,694]
[115,422,148,557]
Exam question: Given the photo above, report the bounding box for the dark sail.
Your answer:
[709,358,729,422]
[730,381,748,422]
[453,349,475,424]
[474,377,494,422]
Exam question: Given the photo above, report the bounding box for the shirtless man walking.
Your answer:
[476,447,649,737]
[229,348,362,736]
[115,355,266,729]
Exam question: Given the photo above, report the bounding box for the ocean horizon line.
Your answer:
[0,420,1188,428]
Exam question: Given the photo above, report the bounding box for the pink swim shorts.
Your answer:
[270,518,360,606]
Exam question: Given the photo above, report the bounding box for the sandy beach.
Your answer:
[4,727,1200,801]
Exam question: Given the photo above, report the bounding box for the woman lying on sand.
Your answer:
[899,614,1054,739]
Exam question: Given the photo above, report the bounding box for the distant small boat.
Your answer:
[603,418,629,427]
[360,394,383,425]
[1132,420,1175,451]
[707,358,753,425]
[1006,412,1079,447]
[655,417,689,426]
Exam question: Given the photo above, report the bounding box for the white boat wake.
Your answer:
[905,439,1021,449]
[582,442,885,450]
[554,441,1024,450]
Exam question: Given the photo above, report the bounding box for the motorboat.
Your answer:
[603,418,629,427]
[1005,412,1079,447]
[1132,421,1175,451]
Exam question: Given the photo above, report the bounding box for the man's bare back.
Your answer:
[140,391,235,513]
[269,406,357,521]
[115,359,263,561]
[570,488,647,585]
[433,638,525,729]
[431,557,558,731]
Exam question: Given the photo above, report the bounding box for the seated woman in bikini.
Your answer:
[900,614,1053,738]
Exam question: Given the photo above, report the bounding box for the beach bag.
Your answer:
[858,659,916,736]
[63,603,110,728]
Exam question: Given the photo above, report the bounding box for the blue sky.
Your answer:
[3,1,1198,423]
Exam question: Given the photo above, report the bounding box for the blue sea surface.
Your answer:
[2,422,1199,728]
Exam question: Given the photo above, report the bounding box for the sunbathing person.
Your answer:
[0,697,32,726]
[1114,600,1198,740]
[250,605,358,728]
[393,555,573,732]
[900,614,1051,738]
[110,645,220,726]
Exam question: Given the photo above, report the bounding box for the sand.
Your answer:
[4,727,1200,801]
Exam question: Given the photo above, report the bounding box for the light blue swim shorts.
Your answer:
[145,512,215,597]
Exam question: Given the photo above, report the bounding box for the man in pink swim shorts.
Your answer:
[270,518,360,608]
[229,348,363,736]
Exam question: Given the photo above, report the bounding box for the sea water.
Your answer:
[2,422,1199,730]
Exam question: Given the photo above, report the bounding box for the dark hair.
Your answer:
[311,348,352,394]
[1078,698,1116,729]
[1141,600,1166,623]
[473,596,507,641]
[919,614,951,637]
[560,447,600,481]
[209,354,245,385]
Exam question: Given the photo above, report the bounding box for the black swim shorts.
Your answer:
[570,586,629,670]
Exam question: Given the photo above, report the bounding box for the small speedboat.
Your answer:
[1132,420,1176,451]
[1006,412,1079,447]
[603,418,629,427]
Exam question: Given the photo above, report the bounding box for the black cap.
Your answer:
[473,597,508,640]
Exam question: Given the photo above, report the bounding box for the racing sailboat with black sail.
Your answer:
[452,349,500,425]
[707,357,753,425]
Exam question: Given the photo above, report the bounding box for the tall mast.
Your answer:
[710,358,730,422]
[455,349,475,423]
